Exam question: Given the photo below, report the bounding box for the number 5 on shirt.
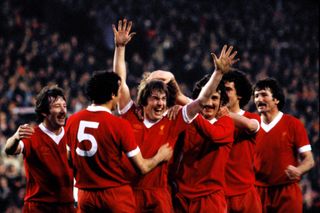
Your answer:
[76,121,99,157]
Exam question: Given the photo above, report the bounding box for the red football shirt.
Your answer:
[225,110,260,196]
[65,105,139,189]
[254,112,312,186]
[120,101,193,189]
[174,115,234,200]
[21,124,73,203]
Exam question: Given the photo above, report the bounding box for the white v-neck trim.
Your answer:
[208,117,217,124]
[143,110,168,129]
[261,112,283,132]
[39,123,65,145]
[143,118,161,128]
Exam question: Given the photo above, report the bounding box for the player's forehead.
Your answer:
[224,81,235,88]
[150,89,166,98]
[211,91,221,98]
[49,96,66,105]
[254,88,272,95]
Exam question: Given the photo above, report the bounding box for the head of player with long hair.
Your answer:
[222,69,252,109]
[136,72,178,122]
[253,78,285,114]
[35,85,67,132]
[192,74,228,120]
[86,70,121,110]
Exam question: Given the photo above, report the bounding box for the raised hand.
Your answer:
[216,105,230,119]
[167,105,182,120]
[211,45,239,74]
[112,19,136,47]
[15,124,34,140]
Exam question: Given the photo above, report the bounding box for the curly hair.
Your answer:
[222,70,252,108]
[86,70,121,104]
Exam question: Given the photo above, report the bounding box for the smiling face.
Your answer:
[144,90,167,122]
[44,96,67,131]
[201,91,221,120]
[254,88,279,114]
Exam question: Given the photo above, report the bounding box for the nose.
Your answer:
[157,99,165,106]
[60,106,67,114]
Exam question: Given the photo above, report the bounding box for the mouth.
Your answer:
[154,108,163,116]
[57,114,66,121]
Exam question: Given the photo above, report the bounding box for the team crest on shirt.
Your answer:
[133,124,143,131]
[159,125,165,135]
[40,145,51,156]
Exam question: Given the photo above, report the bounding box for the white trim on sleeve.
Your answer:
[127,146,141,158]
[252,119,260,133]
[298,145,312,153]
[182,105,198,124]
[19,140,24,154]
[118,100,133,115]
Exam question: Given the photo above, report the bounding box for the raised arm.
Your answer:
[5,124,34,155]
[186,45,239,119]
[228,112,260,133]
[130,143,173,174]
[112,19,136,109]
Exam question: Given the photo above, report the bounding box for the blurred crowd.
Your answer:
[0,0,318,212]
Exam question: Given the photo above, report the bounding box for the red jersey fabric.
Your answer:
[174,115,234,200]
[254,112,311,186]
[21,124,73,204]
[77,185,136,212]
[175,190,227,213]
[256,183,303,213]
[120,102,190,189]
[65,105,139,189]
[225,110,260,196]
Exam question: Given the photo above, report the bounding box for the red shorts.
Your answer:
[256,183,302,213]
[134,187,173,213]
[23,201,75,213]
[77,185,136,213]
[174,190,227,213]
[226,186,262,213]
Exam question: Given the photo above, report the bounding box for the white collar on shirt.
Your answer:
[87,105,112,114]
[261,111,283,132]
[39,123,65,145]
[143,117,162,128]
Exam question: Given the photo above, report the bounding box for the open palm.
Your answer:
[112,19,136,47]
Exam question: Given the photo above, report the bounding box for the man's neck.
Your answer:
[261,109,280,124]
[229,103,241,113]
[42,121,62,135]
[93,102,113,111]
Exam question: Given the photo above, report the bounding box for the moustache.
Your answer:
[203,105,215,109]
[257,102,267,107]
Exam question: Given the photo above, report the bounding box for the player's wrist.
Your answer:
[115,43,126,48]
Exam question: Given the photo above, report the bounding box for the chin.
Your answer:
[202,113,214,120]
